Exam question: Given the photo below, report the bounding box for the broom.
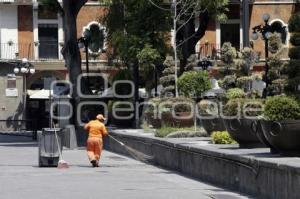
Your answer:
[53,123,69,169]
[108,135,154,163]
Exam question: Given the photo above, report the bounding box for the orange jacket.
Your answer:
[84,120,108,138]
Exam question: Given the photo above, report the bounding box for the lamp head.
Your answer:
[20,67,28,74]
[14,67,19,74]
[22,58,28,64]
[262,13,270,22]
[252,32,259,40]
[29,68,36,74]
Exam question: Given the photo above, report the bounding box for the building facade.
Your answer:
[0,0,110,130]
[197,0,300,60]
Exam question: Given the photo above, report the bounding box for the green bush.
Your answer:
[290,33,300,46]
[211,131,237,144]
[178,71,211,97]
[268,33,283,53]
[288,47,300,60]
[226,88,245,100]
[264,95,300,121]
[198,100,219,116]
[155,126,203,138]
[221,42,237,66]
[223,98,264,117]
[289,12,300,32]
[219,75,237,89]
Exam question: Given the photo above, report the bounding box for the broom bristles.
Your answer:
[123,145,154,163]
[57,159,69,169]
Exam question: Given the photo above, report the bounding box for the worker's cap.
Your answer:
[96,114,106,121]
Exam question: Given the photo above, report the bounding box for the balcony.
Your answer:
[0,42,62,61]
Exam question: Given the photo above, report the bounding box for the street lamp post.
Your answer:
[252,13,272,98]
[78,29,92,87]
[13,58,35,120]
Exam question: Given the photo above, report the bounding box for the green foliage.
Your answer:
[221,42,237,66]
[264,95,300,121]
[160,56,176,96]
[178,71,211,97]
[211,131,237,144]
[155,126,205,138]
[268,33,283,54]
[289,12,300,32]
[219,75,237,89]
[226,88,245,100]
[238,47,258,75]
[137,44,162,93]
[290,33,300,46]
[198,100,219,116]
[103,0,171,67]
[287,12,300,93]
[109,69,133,95]
[223,98,264,117]
[288,47,300,60]
[268,56,283,69]
[236,76,253,90]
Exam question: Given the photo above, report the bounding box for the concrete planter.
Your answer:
[223,118,264,148]
[145,112,161,128]
[261,120,300,156]
[162,112,194,127]
[251,120,278,153]
[200,117,226,136]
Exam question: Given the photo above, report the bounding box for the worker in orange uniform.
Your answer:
[84,114,108,167]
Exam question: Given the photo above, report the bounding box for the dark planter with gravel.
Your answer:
[223,118,264,148]
[261,120,300,156]
[201,117,226,136]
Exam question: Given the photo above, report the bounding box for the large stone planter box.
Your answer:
[261,120,300,156]
[162,112,194,127]
[223,118,264,148]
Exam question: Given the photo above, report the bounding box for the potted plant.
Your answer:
[198,99,226,136]
[222,98,265,148]
[260,95,300,155]
[160,97,195,127]
[144,98,162,128]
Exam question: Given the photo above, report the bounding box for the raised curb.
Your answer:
[105,129,300,199]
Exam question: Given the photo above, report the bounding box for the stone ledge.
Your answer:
[106,129,300,199]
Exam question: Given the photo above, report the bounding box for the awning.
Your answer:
[27,89,53,99]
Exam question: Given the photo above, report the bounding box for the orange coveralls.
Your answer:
[84,120,108,162]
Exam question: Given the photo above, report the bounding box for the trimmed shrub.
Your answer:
[223,98,264,117]
[289,12,300,32]
[288,47,300,60]
[264,95,300,121]
[290,33,300,46]
[226,88,245,100]
[198,100,219,116]
[211,131,237,144]
[178,71,211,98]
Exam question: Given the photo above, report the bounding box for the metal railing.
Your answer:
[197,43,220,60]
[0,119,37,140]
[0,0,33,3]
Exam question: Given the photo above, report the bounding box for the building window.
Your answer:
[270,20,288,45]
[38,24,59,59]
[83,22,107,54]
[220,23,240,50]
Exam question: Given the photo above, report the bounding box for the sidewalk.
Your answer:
[108,129,300,199]
[0,135,249,199]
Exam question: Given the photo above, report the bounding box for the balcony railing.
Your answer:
[0,42,62,61]
[197,43,221,60]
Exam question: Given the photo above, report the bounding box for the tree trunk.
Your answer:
[180,11,209,74]
[61,0,87,145]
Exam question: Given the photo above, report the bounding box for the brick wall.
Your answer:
[77,5,108,60]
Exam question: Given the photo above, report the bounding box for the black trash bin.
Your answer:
[38,128,63,167]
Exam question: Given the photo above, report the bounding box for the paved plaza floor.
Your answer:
[0,135,251,199]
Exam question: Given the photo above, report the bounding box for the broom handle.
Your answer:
[108,135,125,146]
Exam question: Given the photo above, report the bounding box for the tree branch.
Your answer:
[192,10,209,46]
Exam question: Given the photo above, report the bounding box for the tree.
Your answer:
[172,0,229,74]
[39,0,88,130]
